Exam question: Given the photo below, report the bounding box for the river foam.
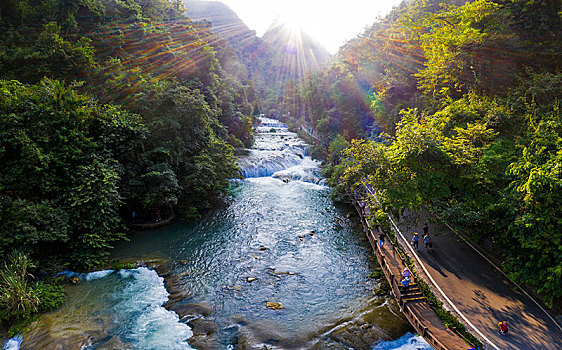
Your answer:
[2,336,22,350]
[372,332,433,349]
[109,268,193,349]
[11,267,193,350]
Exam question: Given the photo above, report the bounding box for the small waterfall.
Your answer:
[238,117,324,184]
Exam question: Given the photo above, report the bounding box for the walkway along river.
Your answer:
[8,118,433,350]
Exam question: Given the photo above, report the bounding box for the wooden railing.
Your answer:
[351,197,450,350]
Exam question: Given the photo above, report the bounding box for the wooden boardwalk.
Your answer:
[351,198,472,350]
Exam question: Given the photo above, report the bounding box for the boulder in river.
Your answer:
[163,289,193,309]
[168,302,214,319]
[265,301,284,310]
[162,273,193,308]
[190,319,217,336]
[187,318,220,350]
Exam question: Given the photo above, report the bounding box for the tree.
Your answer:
[415,0,517,98]
[0,78,145,268]
[505,100,562,306]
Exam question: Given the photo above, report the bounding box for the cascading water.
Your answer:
[372,333,433,350]
[5,117,432,350]
[12,268,193,350]
[238,118,325,184]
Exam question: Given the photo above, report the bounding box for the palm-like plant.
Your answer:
[0,251,40,313]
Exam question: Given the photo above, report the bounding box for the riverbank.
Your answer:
[8,118,424,350]
[129,209,176,230]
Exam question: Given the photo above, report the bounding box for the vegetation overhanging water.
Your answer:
[7,119,433,350]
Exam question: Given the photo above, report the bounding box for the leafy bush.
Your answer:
[0,251,66,334]
[0,252,39,315]
[35,282,65,313]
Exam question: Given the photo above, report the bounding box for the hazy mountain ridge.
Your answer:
[261,18,331,79]
[184,0,257,47]
[183,0,331,82]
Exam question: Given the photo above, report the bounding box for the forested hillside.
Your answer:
[0,0,257,270]
[1,0,560,336]
[279,0,561,306]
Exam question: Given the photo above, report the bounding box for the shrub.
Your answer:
[35,282,65,313]
[0,251,65,334]
[0,252,39,315]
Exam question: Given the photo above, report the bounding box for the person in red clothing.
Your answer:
[498,321,508,335]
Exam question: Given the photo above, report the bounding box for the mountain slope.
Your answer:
[183,1,331,83]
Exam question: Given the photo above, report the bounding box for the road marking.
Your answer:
[438,219,562,333]
[362,184,501,350]
[387,214,502,350]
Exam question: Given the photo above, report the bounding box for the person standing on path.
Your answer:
[412,232,419,250]
[379,232,385,247]
[401,276,410,291]
[424,234,432,251]
[402,267,411,279]
[423,222,429,236]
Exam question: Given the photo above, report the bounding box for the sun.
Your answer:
[278,13,303,34]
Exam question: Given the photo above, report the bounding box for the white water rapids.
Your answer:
[238,118,325,185]
[3,118,432,350]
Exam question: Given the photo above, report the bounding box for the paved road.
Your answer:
[394,211,562,350]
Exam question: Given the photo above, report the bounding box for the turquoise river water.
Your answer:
[5,118,432,350]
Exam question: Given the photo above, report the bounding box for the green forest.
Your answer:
[0,0,560,336]
[279,0,561,308]
[0,0,258,330]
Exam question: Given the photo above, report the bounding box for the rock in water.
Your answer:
[265,301,284,310]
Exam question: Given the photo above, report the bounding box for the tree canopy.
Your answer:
[0,0,259,271]
[276,0,562,306]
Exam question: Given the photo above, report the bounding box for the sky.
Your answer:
[214,0,405,53]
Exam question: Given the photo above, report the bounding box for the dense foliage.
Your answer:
[278,0,561,306]
[0,251,65,335]
[0,79,143,267]
[0,0,259,273]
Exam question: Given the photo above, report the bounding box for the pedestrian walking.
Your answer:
[402,267,411,279]
[423,222,429,236]
[498,321,508,335]
[401,276,410,291]
[379,232,385,247]
[412,232,419,250]
[424,234,432,251]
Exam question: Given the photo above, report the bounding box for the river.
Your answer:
[6,118,432,350]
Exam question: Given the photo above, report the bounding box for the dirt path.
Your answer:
[394,211,562,350]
